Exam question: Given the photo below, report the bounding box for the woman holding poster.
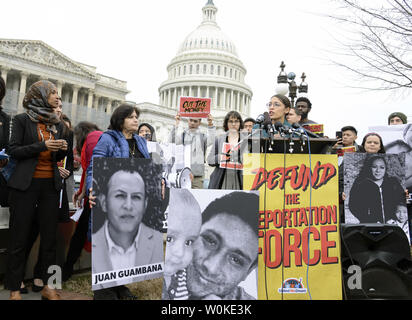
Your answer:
[349,153,405,223]
[207,111,246,189]
[86,103,154,300]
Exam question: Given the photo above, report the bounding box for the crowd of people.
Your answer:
[0,75,410,300]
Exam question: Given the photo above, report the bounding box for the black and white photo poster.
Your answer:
[147,141,192,189]
[91,158,165,290]
[344,153,409,242]
[369,123,412,191]
[162,189,259,300]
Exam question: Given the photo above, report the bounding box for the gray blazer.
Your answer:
[207,132,248,189]
[92,222,164,290]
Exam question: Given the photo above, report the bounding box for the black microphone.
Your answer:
[263,112,272,126]
[292,123,306,149]
[291,123,319,138]
[273,121,289,137]
[255,113,265,124]
[291,122,304,135]
[274,121,287,133]
[256,112,271,126]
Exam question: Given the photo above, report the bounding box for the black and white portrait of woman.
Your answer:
[344,153,408,237]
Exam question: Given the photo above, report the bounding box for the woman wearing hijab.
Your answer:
[6,80,68,300]
[21,100,74,294]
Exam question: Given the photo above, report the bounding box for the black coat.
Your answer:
[0,108,10,151]
[349,176,405,223]
[7,113,68,192]
[57,130,74,222]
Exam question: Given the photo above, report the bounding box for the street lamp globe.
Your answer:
[275,82,289,95]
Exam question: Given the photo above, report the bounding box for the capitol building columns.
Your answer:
[106,98,112,114]
[70,84,80,123]
[1,1,254,145]
[131,1,255,143]
[17,71,29,114]
[158,85,252,118]
[86,89,94,121]
[93,94,100,111]
[0,39,130,129]
[71,84,80,106]
[0,66,10,86]
[0,64,125,126]
[56,80,63,96]
[158,84,251,116]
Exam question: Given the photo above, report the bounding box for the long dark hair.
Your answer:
[60,114,72,139]
[361,133,386,153]
[74,121,101,154]
[356,154,388,182]
[223,111,244,132]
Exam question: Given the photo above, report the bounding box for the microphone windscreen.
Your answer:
[291,123,301,129]
[274,121,284,131]
[255,114,265,124]
[263,112,272,126]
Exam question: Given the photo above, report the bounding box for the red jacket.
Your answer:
[78,131,103,202]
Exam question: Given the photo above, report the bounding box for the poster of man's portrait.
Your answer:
[162,189,259,300]
[91,158,165,290]
[344,153,409,242]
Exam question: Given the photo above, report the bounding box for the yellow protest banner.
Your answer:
[243,153,342,300]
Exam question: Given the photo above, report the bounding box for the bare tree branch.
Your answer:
[327,0,412,92]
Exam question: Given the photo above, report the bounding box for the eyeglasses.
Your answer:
[228,120,240,124]
[266,102,282,108]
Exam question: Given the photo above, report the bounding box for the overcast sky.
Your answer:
[1,0,410,139]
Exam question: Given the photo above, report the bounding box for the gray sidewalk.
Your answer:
[0,270,93,300]
[0,284,92,300]
[0,284,41,300]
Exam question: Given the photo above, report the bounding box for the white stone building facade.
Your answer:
[0,39,128,130]
[0,1,253,142]
[138,0,253,142]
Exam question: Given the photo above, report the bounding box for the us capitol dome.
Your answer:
[138,0,253,141]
